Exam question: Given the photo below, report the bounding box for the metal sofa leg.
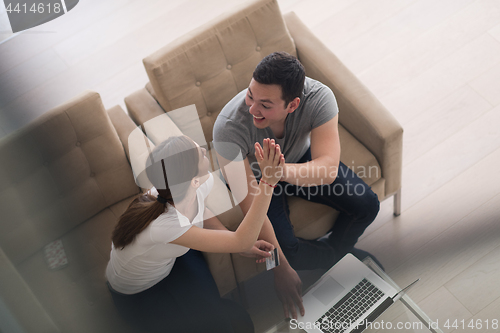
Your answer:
[393,189,402,216]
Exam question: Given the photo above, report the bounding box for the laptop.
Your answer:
[296,253,418,333]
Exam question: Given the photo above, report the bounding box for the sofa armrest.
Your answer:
[283,12,403,198]
[0,248,60,333]
[108,105,155,191]
[125,87,166,128]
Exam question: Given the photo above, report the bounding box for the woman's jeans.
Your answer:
[107,249,253,333]
[267,148,380,270]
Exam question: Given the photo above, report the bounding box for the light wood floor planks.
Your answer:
[1,0,500,332]
[335,0,476,74]
[358,0,500,100]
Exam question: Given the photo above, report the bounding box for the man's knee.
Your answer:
[363,189,380,221]
[346,185,379,222]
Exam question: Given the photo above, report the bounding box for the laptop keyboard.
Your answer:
[315,278,385,333]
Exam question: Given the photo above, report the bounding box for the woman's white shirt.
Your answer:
[106,173,214,294]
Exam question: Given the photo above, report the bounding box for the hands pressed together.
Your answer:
[255,138,284,187]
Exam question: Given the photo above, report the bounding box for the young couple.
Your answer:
[106,52,380,332]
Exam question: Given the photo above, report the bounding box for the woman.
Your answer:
[106,135,284,333]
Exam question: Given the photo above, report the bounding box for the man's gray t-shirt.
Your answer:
[213,77,339,179]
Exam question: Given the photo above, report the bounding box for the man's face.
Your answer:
[245,78,296,129]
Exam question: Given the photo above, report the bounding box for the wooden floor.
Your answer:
[1,0,500,332]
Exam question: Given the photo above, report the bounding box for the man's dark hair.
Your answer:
[252,51,306,108]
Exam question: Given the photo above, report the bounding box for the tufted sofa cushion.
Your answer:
[0,91,140,265]
[143,0,296,144]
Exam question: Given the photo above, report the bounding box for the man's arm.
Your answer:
[217,152,304,319]
[281,115,341,186]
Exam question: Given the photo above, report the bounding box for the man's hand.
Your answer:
[239,240,274,263]
[274,265,304,319]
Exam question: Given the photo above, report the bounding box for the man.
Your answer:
[213,52,380,319]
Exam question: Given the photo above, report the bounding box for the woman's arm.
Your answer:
[170,180,274,252]
[203,207,274,261]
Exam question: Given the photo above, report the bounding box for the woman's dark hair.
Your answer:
[252,51,306,108]
[111,136,200,249]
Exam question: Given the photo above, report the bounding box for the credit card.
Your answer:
[265,248,280,270]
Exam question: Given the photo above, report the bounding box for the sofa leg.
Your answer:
[393,189,402,216]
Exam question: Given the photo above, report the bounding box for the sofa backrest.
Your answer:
[0,91,139,265]
[143,0,296,144]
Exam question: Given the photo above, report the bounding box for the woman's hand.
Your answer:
[255,138,285,186]
[239,240,275,263]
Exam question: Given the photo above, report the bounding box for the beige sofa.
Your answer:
[0,91,169,333]
[125,0,403,291]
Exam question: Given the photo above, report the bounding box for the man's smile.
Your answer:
[253,115,266,124]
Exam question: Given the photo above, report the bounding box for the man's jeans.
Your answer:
[267,148,380,270]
